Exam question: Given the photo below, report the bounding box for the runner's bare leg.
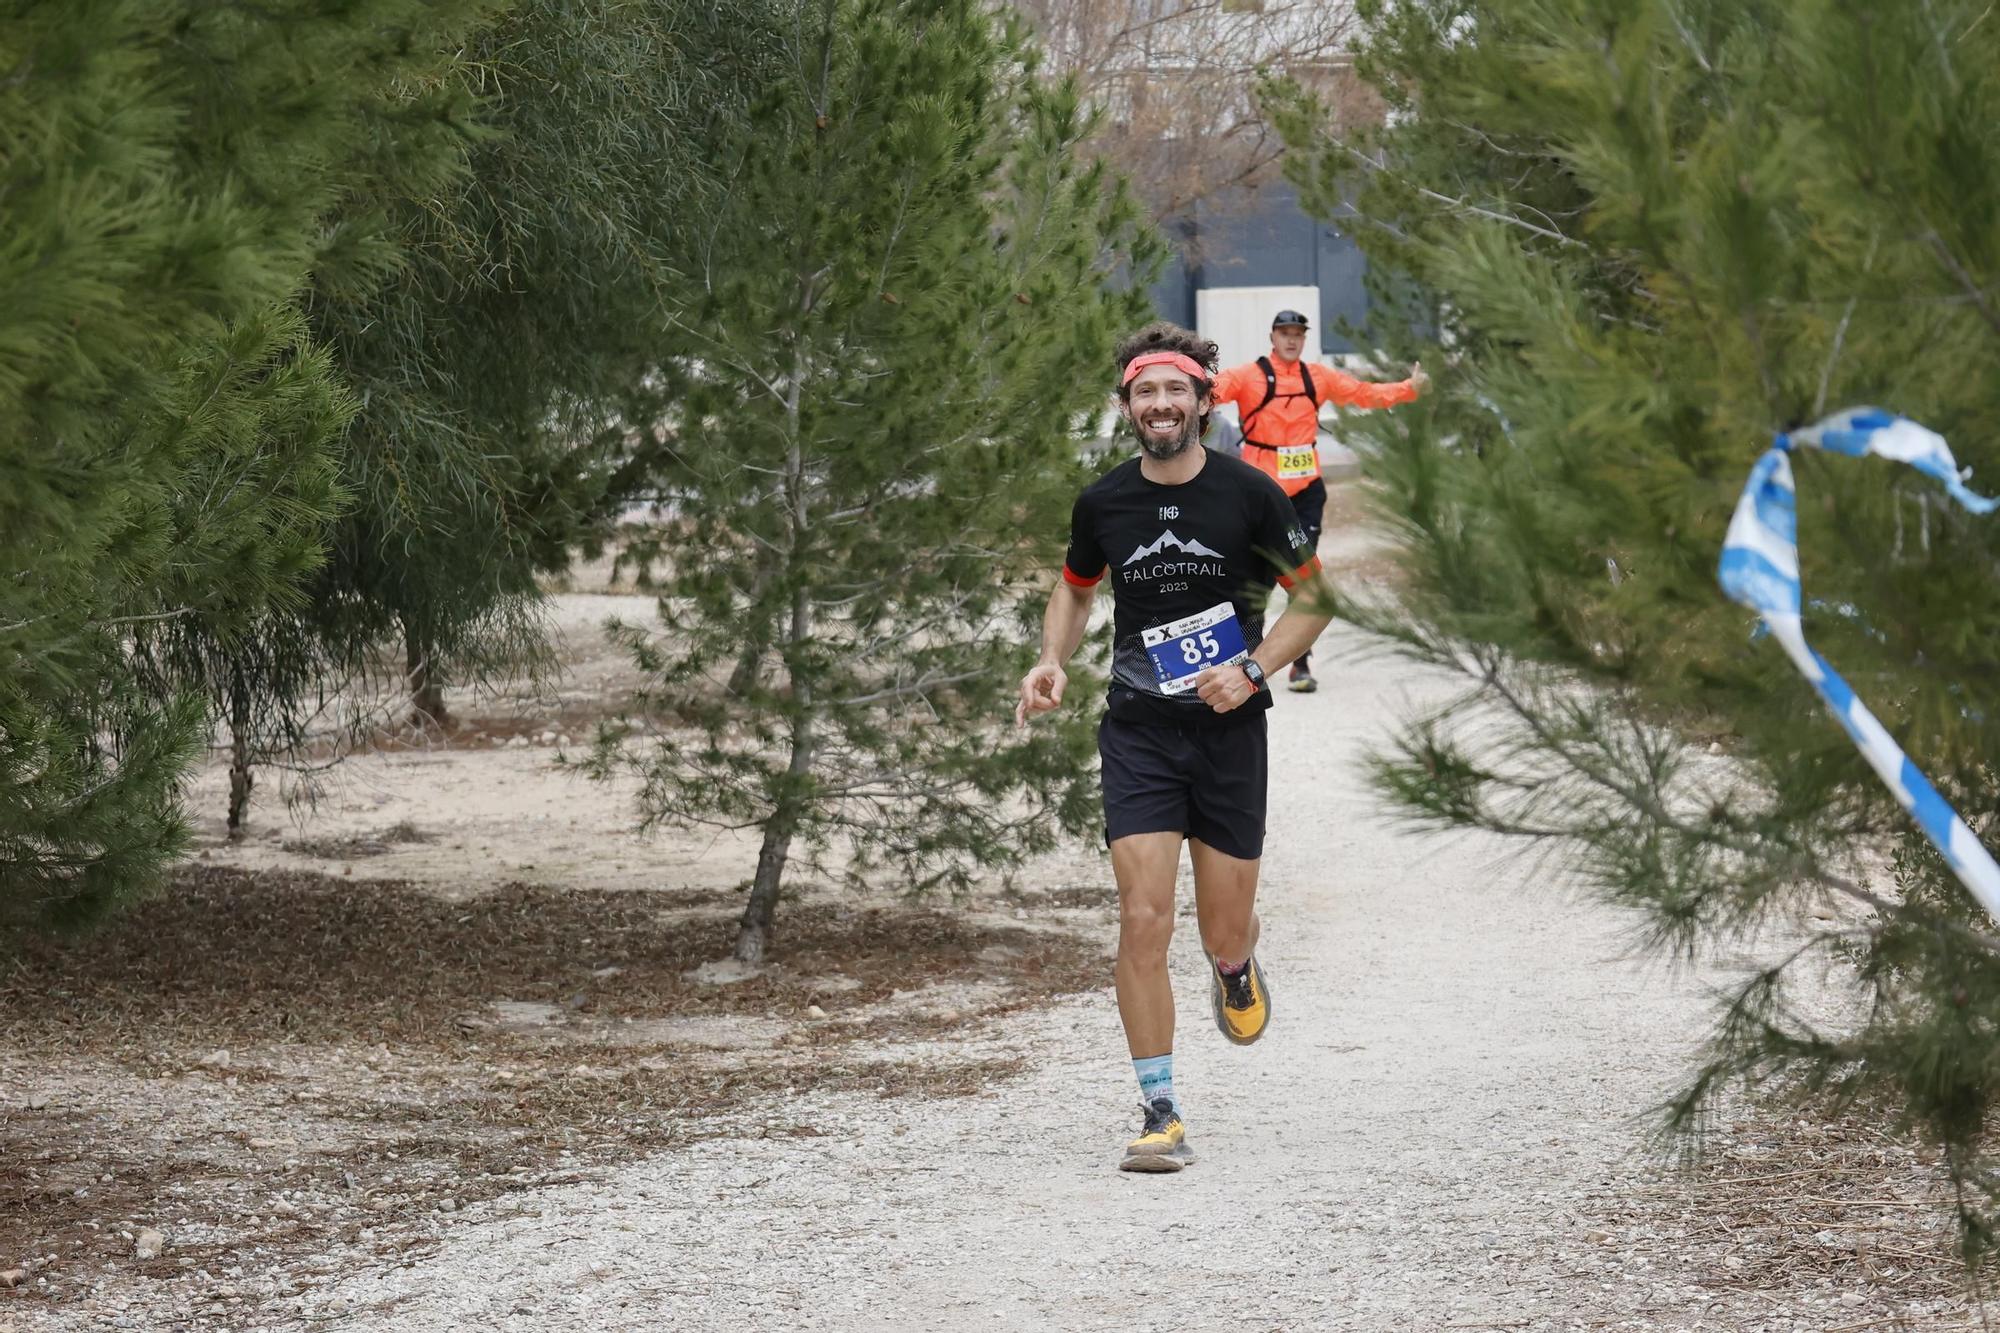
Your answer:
[1111,831,1183,1058]
[1190,838,1260,965]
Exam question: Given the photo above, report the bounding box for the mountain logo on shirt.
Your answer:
[1123,529,1225,565]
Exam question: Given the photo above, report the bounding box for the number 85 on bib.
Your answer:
[1142,602,1250,696]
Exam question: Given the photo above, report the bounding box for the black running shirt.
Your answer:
[1063,448,1321,727]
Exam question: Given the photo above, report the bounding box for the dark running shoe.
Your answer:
[1119,1097,1195,1173]
[1287,662,1317,693]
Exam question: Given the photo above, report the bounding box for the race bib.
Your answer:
[1276,444,1319,480]
[1141,602,1250,696]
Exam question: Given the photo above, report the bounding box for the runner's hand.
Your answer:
[1016,663,1066,728]
[1407,360,1430,395]
[1195,664,1256,714]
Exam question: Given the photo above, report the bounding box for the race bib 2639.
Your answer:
[1276,445,1318,480]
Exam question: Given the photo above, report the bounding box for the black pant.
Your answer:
[1287,479,1327,673]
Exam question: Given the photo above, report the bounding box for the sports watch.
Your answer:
[1239,659,1267,693]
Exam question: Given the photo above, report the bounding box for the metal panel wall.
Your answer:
[1145,180,1370,356]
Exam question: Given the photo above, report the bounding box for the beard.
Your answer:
[1131,406,1202,461]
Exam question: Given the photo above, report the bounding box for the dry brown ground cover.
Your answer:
[0,863,1107,1326]
[1564,1111,1986,1327]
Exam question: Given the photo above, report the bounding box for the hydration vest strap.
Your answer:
[1240,356,1321,447]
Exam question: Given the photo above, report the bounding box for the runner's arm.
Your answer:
[1312,360,1426,411]
[1036,574,1096,668]
[1209,363,1253,411]
[1193,585,1332,714]
[1250,492,1333,677]
[1247,576,1334,679]
[1017,575,1097,726]
[1195,571,1334,713]
[1197,488,1335,712]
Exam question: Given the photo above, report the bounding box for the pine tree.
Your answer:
[214,0,781,836]
[123,1,772,838]
[292,0,690,739]
[590,0,1162,962]
[0,0,495,925]
[1279,0,2000,1269]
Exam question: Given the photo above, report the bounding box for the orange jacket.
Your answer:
[1211,356,1419,496]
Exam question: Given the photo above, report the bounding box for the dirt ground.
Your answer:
[1,481,1989,1331]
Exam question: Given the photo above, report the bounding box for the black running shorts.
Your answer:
[1097,712,1268,861]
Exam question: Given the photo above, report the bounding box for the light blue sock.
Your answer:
[1133,1053,1177,1113]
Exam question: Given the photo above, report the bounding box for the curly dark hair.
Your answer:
[1113,320,1220,436]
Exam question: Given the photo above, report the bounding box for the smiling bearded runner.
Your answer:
[1015,320,1336,1172]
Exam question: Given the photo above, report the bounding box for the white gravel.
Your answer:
[242,623,1949,1333]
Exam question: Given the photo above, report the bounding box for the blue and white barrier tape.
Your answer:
[1718,407,2000,924]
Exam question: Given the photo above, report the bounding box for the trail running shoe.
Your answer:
[1120,1097,1195,1173]
[1287,663,1317,693]
[1210,952,1272,1045]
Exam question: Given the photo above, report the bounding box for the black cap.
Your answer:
[1271,309,1311,329]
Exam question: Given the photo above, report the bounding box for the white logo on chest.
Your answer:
[1123,529,1223,565]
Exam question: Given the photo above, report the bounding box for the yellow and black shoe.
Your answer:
[1119,1097,1194,1173]
[1287,663,1317,693]
[1210,952,1272,1045]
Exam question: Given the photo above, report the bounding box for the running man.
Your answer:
[1016,321,1335,1172]
[1209,309,1427,693]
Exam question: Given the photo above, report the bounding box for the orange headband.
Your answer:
[1120,351,1209,387]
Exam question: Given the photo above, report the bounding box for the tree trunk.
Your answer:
[726,555,780,696]
[406,633,448,728]
[734,585,816,962]
[736,707,815,961]
[735,806,796,964]
[726,642,764,697]
[227,664,254,840]
[736,254,819,962]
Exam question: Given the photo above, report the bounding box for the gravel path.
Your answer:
[280,624,1886,1332]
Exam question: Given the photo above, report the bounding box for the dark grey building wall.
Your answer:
[1147,180,1368,354]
